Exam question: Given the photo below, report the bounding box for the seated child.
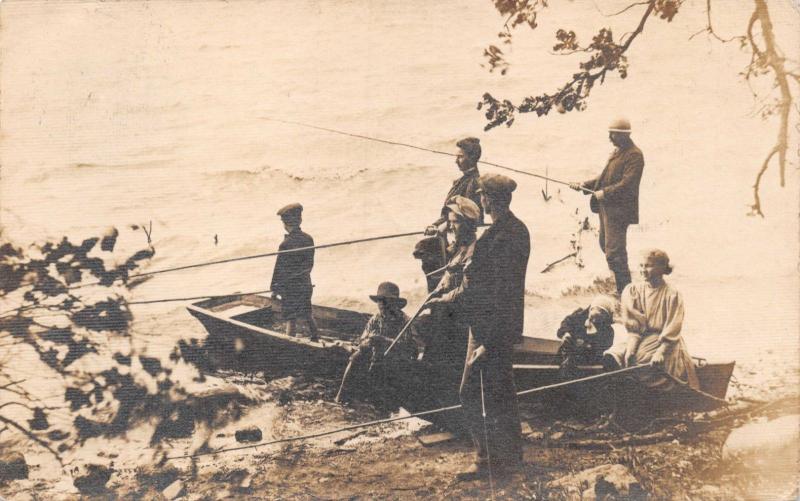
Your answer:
[556,295,616,377]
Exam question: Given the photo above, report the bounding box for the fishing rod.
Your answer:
[166,364,650,461]
[0,229,428,301]
[480,369,496,500]
[383,290,437,357]
[127,289,273,305]
[261,117,596,194]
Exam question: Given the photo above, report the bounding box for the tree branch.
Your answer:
[598,1,651,18]
[750,146,780,217]
[481,1,657,128]
[0,413,62,462]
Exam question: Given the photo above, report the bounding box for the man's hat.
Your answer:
[456,137,481,160]
[445,195,481,223]
[277,203,303,220]
[369,281,407,308]
[608,118,632,133]
[476,173,517,197]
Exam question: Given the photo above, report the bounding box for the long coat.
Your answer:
[438,210,530,468]
[582,144,644,225]
[459,211,530,351]
[270,229,314,319]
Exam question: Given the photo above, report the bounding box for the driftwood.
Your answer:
[540,252,578,273]
[552,395,799,450]
[559,430,678,450]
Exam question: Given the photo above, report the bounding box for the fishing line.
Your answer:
[165,365,650,461]
[260,117,595,193]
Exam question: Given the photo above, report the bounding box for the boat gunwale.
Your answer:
[187,301,355,352]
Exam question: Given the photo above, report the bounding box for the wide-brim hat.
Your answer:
[369,281,407,307]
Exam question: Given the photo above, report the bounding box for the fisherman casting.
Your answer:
[570,118,644,296]
[427,137,485,235]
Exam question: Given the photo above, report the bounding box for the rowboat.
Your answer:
[187,294,734,413]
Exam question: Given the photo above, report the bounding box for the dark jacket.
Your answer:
[583,144,644,225]
[556,307,614,357]
[270,229,314,299]
[433,169,484,226]
[441,211,530,352]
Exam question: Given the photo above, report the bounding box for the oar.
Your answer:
[383,291,437,357]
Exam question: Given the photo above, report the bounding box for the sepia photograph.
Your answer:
[0,0,798,499]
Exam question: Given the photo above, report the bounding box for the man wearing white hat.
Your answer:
[570,118,644,295]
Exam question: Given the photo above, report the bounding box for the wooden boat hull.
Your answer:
[187,294,368,375]
[187,294,734,412]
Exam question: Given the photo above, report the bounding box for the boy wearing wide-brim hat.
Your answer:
[270,203,319,341]
[335,282,418,403]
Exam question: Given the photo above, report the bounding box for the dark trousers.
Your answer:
[459,332,522,470]
[598,209,631,294]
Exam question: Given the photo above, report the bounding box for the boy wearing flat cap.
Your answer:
[428,172,530,480]
[270,203,319,341]
[335,282,418,403]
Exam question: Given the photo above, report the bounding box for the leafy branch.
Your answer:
[479,0,799,216]
[479,1,668,128]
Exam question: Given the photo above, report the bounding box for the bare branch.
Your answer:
[593,1,651,18]
[701,0,741,43]
[0,413,62,462]
[750,146,780,217]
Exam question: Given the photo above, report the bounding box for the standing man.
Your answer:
[426,137,485,235]
[270,203,319,342]
[428,173,530,479]
[570,118,644,296]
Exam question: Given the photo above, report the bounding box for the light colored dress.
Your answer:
[606,281,699,391]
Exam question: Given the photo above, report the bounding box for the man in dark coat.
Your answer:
[570,118,644,295]
[270,203,319,341]
[426,137,484,234]
[428,173,530,479]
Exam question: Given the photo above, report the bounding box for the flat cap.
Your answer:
[476,173,517,196]
[445,195,481,223]
[277,203,303,218]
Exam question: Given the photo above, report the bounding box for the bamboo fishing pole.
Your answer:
[383,290,437,357]
[0,230,433,316]
[166,364,651,461]
[261,117,596,194]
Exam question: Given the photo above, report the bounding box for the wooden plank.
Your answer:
[417,432,456,447]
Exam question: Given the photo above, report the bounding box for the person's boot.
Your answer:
[307,318,320,342]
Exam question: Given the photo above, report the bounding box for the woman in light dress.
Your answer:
[605,249,699,391]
